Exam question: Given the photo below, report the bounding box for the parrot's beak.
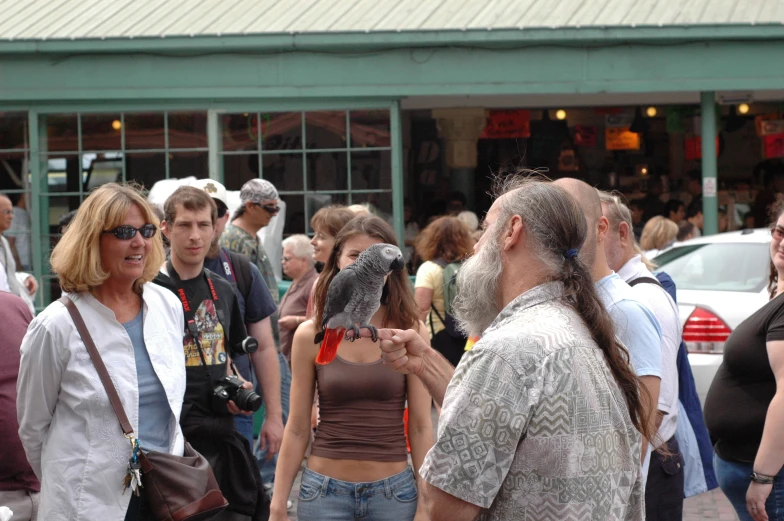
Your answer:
[390,255,405,272]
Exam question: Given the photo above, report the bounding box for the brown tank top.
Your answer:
[311,356,408,462]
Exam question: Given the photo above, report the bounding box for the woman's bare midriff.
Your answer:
[306,455,408,482]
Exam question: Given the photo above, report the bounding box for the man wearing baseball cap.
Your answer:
[191,179,284,468]
[217,178,292,492]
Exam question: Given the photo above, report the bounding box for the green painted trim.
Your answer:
[4,41,784,102]
[2,24,784,55]
[701,91,719,236]
[28,111,43,310]
[0,99,397,113]
[207,110,222,182]
[391,100,405,249]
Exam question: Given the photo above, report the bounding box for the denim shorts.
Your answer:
[296,466,418,521]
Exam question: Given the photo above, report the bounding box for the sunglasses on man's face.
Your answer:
[216,205,228,219]
[254,203,280,215]
[103,224,157,240]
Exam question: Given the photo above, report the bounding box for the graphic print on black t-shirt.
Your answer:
[185,299,228,367]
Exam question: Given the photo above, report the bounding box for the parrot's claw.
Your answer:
[347,325,361,342]
[360,324,379,343]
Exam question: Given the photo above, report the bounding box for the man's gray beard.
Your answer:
[453,235,504,337]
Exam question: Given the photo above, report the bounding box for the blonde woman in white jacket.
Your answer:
[16,183,187,521]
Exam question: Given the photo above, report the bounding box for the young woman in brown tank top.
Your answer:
[270,216,434,521]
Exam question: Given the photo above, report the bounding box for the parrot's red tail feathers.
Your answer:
[316,327,345,365]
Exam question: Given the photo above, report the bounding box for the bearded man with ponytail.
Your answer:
[369,175,653,521]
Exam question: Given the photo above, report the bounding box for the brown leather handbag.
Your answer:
[60,297,228,521]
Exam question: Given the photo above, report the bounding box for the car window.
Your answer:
[654,242,770,292]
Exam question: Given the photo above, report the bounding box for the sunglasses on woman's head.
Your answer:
[103,224,157,240]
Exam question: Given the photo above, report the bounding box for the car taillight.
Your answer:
[683,307,732,354]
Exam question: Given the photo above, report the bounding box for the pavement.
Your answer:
[684,489,740,521]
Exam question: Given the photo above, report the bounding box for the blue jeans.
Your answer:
[715,453,784,521]
[296,467,418,521]
[255,351,291,486]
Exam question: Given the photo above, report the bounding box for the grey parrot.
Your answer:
[313,243,405,364]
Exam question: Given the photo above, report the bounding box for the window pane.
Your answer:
[125,113,165,150]
[82,153,123,191]
[350,110,391,148]
[46,114,78,152]
[44,196,81,234]
[0,112,28,150]
[306,193,348,231]
[281,195,305,235]
[351,192,393,220]
[351,150,391,190]
[126,153,166,190]
[223,154,259,192]
[169,152,208,179]
[81,113,122,151]
[262,113,302,151]
[262,153,304,192]
[0,152,27,191]
[168,112,207,149]
[222,114,259,151]
[305,111,346,150]
[42,276,63,303]
[44,154,80,193]
[306,152,347,191]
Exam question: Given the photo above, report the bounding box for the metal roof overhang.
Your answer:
[2,25,784,107]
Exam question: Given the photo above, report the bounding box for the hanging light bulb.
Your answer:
[555,109,567,120]
[738,103,750,115]
[646,106,657,118]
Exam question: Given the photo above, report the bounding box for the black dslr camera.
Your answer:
[213,375,262,412]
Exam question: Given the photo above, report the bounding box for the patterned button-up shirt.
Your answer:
[420,282,644,521]
[220,223,280,348]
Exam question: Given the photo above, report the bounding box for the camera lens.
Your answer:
[234,388,263,412]
[240,337,258,354]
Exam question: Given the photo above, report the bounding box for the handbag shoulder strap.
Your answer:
[59,296,134,436]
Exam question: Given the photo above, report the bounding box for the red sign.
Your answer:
[574,125,597,147]
[480,110,530,139]
[764,133,784,159]
[685,136,720,161]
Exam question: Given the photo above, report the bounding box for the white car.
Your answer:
[651,229,773,404]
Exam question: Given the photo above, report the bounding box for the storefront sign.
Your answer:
[759,120,784,136]
[605,127,640,150]
[574,125,597,147]
[764,133,784,159]
[756,114,782,136]
[685,136,720,160]
[480,110,530,139]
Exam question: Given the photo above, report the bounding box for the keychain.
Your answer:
[122,437,143,496]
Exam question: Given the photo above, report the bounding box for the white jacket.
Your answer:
[16,284,186,521]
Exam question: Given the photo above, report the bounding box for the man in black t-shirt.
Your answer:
[154,186,268,521]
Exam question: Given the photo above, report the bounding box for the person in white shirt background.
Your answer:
[601,190,685,521]
[16,183,186,521]
[0,194,36,314]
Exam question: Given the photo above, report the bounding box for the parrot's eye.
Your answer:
[385,249,391,253]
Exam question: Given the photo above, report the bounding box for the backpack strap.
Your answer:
[628,276,663,288]
[226,250,252,305]
[433,259,448,269]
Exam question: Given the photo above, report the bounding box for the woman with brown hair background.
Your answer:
[270,215,433,521]
[413,216,474,339]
